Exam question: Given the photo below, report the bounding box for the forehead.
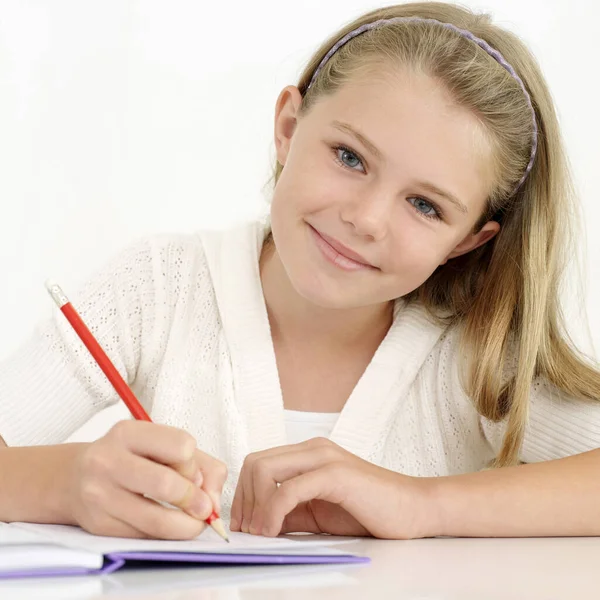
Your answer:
[308,70,496,209]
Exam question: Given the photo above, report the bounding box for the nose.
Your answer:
[339,187,395,240]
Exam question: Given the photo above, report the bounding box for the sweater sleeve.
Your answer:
[480,378,600,463]
[0,237,162,447]
[520,378,600,462]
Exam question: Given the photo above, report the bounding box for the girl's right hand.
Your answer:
[66,420,227,540]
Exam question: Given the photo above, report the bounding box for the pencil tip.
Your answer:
[210,518,230,542]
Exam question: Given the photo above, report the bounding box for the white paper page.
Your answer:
[12,523,358,556]
[0,545,103,572]
[0,523,103,573]
[0,522,48,544]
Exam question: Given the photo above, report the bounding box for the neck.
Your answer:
[259,235,394,350]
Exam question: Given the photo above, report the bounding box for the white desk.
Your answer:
[2,536,599,599]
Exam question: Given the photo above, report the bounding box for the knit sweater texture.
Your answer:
[2,220,599,518]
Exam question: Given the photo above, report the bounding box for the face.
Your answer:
[269,69,500,310]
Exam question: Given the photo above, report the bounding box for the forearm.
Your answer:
[428,448,600,537]
[0,441,87,524]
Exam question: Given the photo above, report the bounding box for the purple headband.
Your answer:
[307,17,538,196]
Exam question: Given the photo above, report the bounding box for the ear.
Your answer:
[440,220,500,265]
[274,85,304,166]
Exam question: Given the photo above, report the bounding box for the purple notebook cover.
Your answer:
[0,550,370,579]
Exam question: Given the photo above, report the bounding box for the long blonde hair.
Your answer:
[268,2,600,466]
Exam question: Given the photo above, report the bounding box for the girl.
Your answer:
[1,2,600,541]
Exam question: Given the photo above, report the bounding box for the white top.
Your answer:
[1,219,600,520]
[283,410,340,445]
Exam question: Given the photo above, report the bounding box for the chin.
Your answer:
[295,284,354,310]
[287,262,378,309]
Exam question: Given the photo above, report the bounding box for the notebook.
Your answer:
[0,522,369,579]
[0,561,360,599]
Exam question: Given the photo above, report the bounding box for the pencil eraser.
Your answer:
[45,279,69,307]
[44,279,58,293]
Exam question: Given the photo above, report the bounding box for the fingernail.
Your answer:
[188,493,210,520]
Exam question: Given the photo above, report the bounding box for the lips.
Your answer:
[310,226,375,268]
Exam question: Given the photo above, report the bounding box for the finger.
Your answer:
[241,456,255,533]
[109,451,214,522]
[172,456,200,484]
[236,440,332,533]
[84,512,149,539]
[248,447,340,535]
[109,421,197,466]
[103,483,208,540]
[239,448,297,532]
[193,449,228,514]
[170,451,227,515]
[261,466,341,537]
[242,438,331,463]
[230,472,244,532]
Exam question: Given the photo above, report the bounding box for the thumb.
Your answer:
[279,503,322,535]
[281,500,371,537]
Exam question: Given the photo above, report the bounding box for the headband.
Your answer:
[307,17,538,196]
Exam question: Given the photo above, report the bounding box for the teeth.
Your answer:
[334,251,364,269]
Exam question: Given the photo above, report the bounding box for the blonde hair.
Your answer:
[268,2,600,467]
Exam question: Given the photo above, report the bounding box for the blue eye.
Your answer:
[331,143,444,222]
[408,197,442,221]
[332,145,365,172]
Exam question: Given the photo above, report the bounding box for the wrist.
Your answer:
[0,443,88,524]
[37,442,89,525]
[412,474,447,538]
[387,471,447,539]
[54,443,90,525]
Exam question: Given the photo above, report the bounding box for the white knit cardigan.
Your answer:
[2,220,600,517]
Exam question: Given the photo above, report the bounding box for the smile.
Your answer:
[308,225,376,272]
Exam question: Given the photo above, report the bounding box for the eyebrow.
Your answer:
[330,120,469,215]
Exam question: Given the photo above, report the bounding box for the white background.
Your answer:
[1,0,598,442]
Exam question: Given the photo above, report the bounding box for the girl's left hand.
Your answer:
[230,437,440,539]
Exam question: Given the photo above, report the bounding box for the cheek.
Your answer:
[386,224,455,279]
[273,149,343,214]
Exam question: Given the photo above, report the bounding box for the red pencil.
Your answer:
[45,279,229,542]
